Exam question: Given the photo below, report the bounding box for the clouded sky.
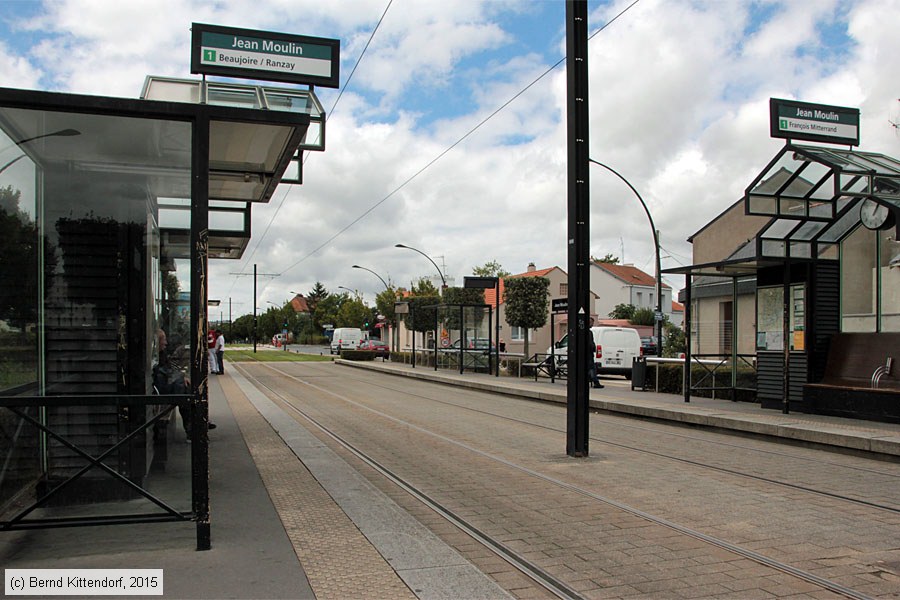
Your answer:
[2,0,898,318]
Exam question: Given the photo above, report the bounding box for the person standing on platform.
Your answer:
[587,319,603,389]
[207,328,219,375]
[215,330,225,375]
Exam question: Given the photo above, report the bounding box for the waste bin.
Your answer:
[631,356,649,391]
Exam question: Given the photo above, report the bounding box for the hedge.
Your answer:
[339,350,377,361]
[650,363,757,402]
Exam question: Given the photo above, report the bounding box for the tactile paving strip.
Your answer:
[221,376,417,600]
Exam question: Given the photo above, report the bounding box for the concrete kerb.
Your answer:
[335,359,900,459]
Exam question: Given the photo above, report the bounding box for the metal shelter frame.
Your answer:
[0,83,313,549]
[666,140,900,412]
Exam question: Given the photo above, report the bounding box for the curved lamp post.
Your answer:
[589,158,662,356]
[352,265,389,291]
[0,129,81,175]
[338,286,361,300]
[353,265,394,349]
[395,243,447,289]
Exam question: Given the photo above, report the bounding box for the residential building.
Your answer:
[486,263,598,357]
[589,262,672,322]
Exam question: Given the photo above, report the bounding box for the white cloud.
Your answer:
[3,0,898,314]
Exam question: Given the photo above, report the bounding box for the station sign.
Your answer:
[463,276,498,289]
[552,298,568,313]
[191,23,340,88]
[770,98,859,146]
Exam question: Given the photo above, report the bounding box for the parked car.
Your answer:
[640,336,658,355]
[449,338,494,350]
[358,339,389,359]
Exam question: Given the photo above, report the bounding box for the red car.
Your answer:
[358,339,390,359]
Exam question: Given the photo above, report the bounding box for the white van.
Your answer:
[547,326,642,379]
[330,327,363,354]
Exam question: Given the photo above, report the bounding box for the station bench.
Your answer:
[804,332,900,423]
[522,354,567,381]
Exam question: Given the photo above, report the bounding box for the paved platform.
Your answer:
[0,374,315,599]
[3,357,898,600]
[335,359,900,459]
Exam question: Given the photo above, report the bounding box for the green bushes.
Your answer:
[339,350,377,361]
[650,363,757,402]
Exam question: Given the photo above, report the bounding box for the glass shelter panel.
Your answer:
[0,106,193,516]
[841,225,878,332]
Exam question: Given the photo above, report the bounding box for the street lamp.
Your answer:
[353,265,394,349]
[338,286,360,300]
[395,243,447,289]
[589,158,663,356]
[0,129,81,175]
[352,265,389,291]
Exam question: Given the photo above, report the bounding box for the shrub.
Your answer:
[339,350,376,361]
[651,363,757,402]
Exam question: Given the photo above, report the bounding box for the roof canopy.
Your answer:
[665,143,900,280]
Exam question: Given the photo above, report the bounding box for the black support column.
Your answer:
[565,0,590,457]
[190,114,211,550]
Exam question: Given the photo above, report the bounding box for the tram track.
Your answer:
[237,362,881,600]
[247,360,900,514]
[332,369,900,515]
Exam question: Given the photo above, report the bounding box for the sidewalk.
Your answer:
[0,374,314,599]
[335,358,900,459]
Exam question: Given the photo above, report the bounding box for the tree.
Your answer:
[593,253,619,264]
[608,303,636,320]
[375,287,399,324]
[374,287,399,350]
[307,281,328,330]
[631,307,657,326]
[472,260,510,278]
[441,287,486,333]
[0,186,38,325]
[405,294,441,334]
[314,293,345,333]
[663,322,685,357]
[503,276,549,358]
[410,278,439,297]
[337,297,371,328]
[231,314,255,342]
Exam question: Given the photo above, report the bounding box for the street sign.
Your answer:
[552,298,568,313]
[191,23,340,88]
[655,311,664,321]
[770,98,859,146]
[463,276,498,289]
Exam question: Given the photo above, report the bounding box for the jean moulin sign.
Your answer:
[191,23,340,88]
[770,98,860,146]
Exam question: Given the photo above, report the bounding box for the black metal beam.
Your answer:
[565,0,590,457]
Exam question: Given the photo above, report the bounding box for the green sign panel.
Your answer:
[770,98,859,146]
[191,23,340,88]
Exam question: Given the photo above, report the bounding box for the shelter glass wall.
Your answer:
[840,225,900,332]
[0,107,192,514]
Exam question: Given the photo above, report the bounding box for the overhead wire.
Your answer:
[275,0,643,278]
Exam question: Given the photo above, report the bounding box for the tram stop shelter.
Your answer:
[664,141,900,423]
[0,76,324,549]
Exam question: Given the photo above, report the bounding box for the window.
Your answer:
[559,282,568,296]
[510,326,532,341]
[636,291,643,306]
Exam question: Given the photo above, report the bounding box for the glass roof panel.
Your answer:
[790,220,827,240]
